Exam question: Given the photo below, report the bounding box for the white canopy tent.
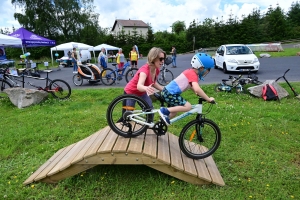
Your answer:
[0,33,24,56]
[89,44,120,56]
[50,42,95,65]
[0,33,23,46]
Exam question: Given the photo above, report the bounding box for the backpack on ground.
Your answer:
[262,84,279,101]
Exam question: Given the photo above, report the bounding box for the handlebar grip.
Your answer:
[210,100,216,104]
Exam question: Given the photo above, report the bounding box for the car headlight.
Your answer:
[226,59,238,63]
[253,58,259,63]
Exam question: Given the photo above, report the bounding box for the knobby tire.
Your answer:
[49,79,71,99]
[106,94,151,138]
[179,119,221,159]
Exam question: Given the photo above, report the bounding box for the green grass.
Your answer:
[254,48,300,57]
[0,84,299,199]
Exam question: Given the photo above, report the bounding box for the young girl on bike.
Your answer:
[158,53,215,125]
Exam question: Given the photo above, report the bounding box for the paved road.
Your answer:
[21,53,300,90]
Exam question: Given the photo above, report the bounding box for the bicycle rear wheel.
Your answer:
[49,79,71,99]
[125,68,138,83]
[101,68,116,85]
[0,79,12,98]
[157,69,174,86]
[179,119,221,159]
[106,94,151,138]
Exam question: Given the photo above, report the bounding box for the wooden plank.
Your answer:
[194,159,212,182]
[44,164,97,183]
[142,129,157,158]
[148,165,210,186]
[97,130,118,153]
[204,155,225,186]
[23,147,66,185]
[182,140,211,181]
[157,133,170,165]
[34,144,76,181]
[181,151,198,177]
[83,127,110,159]
[113,135,130,152]
[127,134,144,154]
[168,133,184,171]
[48,139,90,175]
[71,132,101,164]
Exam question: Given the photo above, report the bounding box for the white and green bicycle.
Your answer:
[106,93,221,159]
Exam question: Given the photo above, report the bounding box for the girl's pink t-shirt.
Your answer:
[124,63,159,96]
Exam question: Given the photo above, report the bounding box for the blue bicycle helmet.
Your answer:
[191,53,214,69]
[191,53,214,81]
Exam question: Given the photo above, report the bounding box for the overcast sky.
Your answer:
[0,0,296,33]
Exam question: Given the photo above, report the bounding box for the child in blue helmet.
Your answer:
[158,53,215,125]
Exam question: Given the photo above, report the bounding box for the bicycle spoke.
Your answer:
[49,79,71,99]
[179,119,221,159]
[106,94,151,138]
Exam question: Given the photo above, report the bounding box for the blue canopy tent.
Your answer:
[9,27,56,48]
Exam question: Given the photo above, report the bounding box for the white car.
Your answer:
[214,44,260,73]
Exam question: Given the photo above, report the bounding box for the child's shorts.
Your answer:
[118,62,124,70]
[161,88,187,107]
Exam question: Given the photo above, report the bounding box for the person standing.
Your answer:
[171,46,177,68]
[116,48,125,75]
[129,46,139,68]
[98,47,107,76]
[71,47,78,73]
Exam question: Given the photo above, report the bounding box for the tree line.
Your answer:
[2,0,300,60]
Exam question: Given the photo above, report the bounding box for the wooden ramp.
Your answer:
[23,127,225,186]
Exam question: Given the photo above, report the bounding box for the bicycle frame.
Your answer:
[1,67,25,87]
[127,101,203,128]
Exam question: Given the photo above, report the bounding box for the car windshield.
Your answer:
[226,46,252,55]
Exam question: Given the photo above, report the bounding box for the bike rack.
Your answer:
[23,126,225,186]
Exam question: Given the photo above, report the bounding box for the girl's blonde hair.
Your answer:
[147,47,166,64]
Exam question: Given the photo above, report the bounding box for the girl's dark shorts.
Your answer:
[161,88,187,107]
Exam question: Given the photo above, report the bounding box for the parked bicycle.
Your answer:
[214,74,247,94]
[0,67,71,99]
[106,93,221,159]
[101,59,136,85]
[157,56,174,86]
[241,70,263,85]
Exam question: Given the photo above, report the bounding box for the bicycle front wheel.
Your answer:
[101,68,116,85]
[49,79,71,99]
[125,68,138,83]
[179,119,221,159]
[157,69,174,86]
[106,94,151,138]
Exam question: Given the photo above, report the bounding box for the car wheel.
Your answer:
[223,63,228,74]
[214,59,218,69]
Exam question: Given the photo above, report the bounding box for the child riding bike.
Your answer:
[158,53,215,125]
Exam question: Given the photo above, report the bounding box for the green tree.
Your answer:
[171,21,186,34]
[11,0,99,44]
[264,4,288,41]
